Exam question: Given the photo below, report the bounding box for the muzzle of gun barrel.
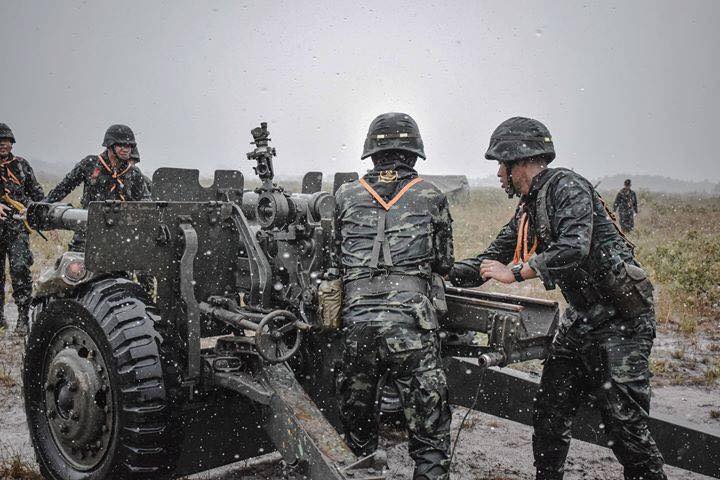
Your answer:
[478,351,506,368]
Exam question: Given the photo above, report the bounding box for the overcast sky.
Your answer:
[2,0,719,182]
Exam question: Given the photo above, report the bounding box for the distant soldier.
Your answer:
[45,124,150,251]
[0,123,45,334]
[613,178,638,232]
[450,117,666,480]
[335,113,454,480]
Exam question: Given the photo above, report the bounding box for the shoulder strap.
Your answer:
[369,209,393,268]
[537,168,634,249]
[535,169,565,245]
[358,176,423,268]
[0,156,21,186]
[98,154,112,173]
[358,176,423,211]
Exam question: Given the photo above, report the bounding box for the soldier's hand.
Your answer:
[0,203,10,221]
[49,230,61,242]
[479,260,515,284]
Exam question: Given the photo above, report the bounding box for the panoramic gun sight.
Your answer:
[247,121,276,187]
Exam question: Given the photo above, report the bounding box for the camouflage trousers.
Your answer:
[618,210,635,232]
[337,322,451,479]
[0,228,33,315]
[533,308,666,480]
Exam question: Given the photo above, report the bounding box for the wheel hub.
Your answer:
[44,327,112,470]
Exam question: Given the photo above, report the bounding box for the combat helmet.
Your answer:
[0,123,16,143]
[361,112,426,160]
[131,145,140,162]
[103,124,136,148]
[485,117,555,164]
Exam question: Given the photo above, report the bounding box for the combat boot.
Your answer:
[15,306,30,336]
[536,468,564,480]
[413,451,449,480]
[345,432,378,458]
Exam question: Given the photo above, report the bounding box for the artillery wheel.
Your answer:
[255,310,303,363]
[24,278,183,480]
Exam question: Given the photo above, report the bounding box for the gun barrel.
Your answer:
[25,202,88,232]
[240,191,334,223]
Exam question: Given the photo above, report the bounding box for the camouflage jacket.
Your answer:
[335,164,454,282]
[335,163,454,328]
[613,187,638,214]
[450,168,635,295]
[0,155,45,231]
[45,151,150,207]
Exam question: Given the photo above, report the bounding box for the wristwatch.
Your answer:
[511,263,524,282]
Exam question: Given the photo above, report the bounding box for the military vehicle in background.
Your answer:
[422,174,469,201]
[21,123,719,479]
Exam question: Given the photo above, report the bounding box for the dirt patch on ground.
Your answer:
[0,305,35,466]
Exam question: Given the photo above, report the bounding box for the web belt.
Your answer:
[344,274,429,297]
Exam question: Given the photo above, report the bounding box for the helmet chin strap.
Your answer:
[504,162,519,198]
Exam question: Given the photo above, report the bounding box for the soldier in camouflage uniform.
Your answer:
[0,123,45,334]
[613,178,638,233]
[335,113,454,480]
[449,117,666,480]
[45,124,150,251]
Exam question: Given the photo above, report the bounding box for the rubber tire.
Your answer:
[24,278,183,480]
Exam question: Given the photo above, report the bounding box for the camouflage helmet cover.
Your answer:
[361,112,426,160]
[0,123,16,143]
[103,124,136,148]
[485,116,555,164]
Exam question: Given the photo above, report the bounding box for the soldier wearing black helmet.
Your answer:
[613,178,638,233]
[45,124,150,251]
[449,117,666,480]
[335,113,454,480]
[0,123,44,334]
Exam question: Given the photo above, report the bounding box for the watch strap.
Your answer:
[512,263,524,282]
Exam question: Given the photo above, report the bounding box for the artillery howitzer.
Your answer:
[23,123,720,479]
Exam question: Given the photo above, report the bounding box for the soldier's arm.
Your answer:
[632,191,638,213]
[528,175,593,290]
[45,159,87,203]
[130,170,151,201]
[613,191,621,211]
[328,187,346,278]
[140,181,151,200]
[449,211,519,287]
[22,161,45,203]
[431,194,454,276]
